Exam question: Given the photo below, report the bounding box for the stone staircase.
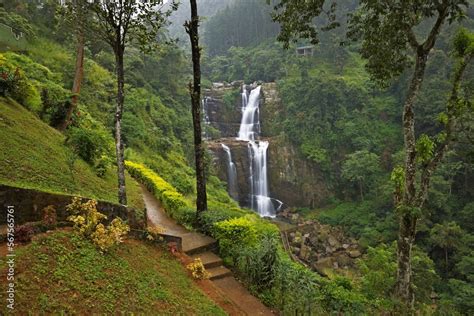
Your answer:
[184,238,232,280]
[141,186,273,315]
[142,186,233,281]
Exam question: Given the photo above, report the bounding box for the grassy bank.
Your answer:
[0,230,225,314]
[0,97,144,210]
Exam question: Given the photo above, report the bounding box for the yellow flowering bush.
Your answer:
[186,258,210,280]
[125,161,195,225]
[67,197,106,236]
[145,226,165,241]
[91,219,130,251]
[67,197,130,251]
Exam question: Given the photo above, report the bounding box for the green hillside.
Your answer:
[0,97,144,210]
[0,230,225,315]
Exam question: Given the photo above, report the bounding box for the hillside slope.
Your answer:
[0,97,144,210]
[0,230,225,314]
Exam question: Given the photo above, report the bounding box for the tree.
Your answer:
[341,150,380,201]
[84,0,176,205]
[358,243,439,309]
[0,7,35,38]
[430,221,463,273]
[185,0,208,220]
[270,0,471,308]
[58,0,88,131]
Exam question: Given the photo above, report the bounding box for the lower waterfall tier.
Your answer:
[208,138,329,211]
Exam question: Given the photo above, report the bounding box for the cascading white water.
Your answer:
[237,85,276,217]
[238,86,261,141]
[241,84,248,110]
[248,141,275,217]
[221,144,238,200]
[202,97,211,140]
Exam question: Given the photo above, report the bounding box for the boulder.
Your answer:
[212,82,225,88]
[313,257,334,275]
[300,244,311,261]
[335,254,352,267]
[327,235,340,248]
[348,250,362,258]
[325,246,334,254]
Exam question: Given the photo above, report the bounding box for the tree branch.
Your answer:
[407,29,420,50]
[417,54,472,208]
[422,1,449,52]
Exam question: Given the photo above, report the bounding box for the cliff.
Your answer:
[205,82,330,211]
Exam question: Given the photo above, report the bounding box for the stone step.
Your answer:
[182,233,217,255]
[191,251,223,269]
[208,266,232,281]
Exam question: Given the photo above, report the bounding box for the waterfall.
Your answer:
[237,85,276,217]
[221,144,238,200]
[238,86,261,141]
[202,97,211,140]
[241,84,248,110]
[248,141,275,217]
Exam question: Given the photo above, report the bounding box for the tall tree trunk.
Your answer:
[186,0,207,220]
[395,49,428,308]
[59,29,84,131]
[114,47,127,205]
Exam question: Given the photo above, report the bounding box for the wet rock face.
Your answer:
[267,137,329,208]
[204,82,330,210]
[203,82,243,138]
[208,139,253,207]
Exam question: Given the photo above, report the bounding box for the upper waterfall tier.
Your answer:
[238,86,261,141]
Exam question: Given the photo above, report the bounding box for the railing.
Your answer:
[279,227,310,268]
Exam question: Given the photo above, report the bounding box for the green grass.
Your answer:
[0,230,225,314]
[0,97,144,210]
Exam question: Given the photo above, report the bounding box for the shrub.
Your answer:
[125,161,194,225]
[200,207,245,234]
[67,197,106,235]
[187,258,210,280]
[236,231,278,292]
[38,84,71,127]
[66,197,130,252]
[171,172,195,194]
[90,218,130,251]
[95,155,111,178]
[15,224,36,242]
[145,226,165,241]
[0,62,41,110]
[42,205,57,227]
[66,127,105,165]
[0,65,20,97]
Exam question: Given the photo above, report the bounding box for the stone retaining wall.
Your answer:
[0,184,142,229]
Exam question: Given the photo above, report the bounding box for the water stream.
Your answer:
[221,143,238,200]
[238,85,276,217]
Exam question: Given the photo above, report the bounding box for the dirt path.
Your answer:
[141,186,274,316]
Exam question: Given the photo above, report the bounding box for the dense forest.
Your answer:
[0,0,473,315]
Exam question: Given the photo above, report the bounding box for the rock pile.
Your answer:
[286,221,361,276]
